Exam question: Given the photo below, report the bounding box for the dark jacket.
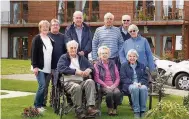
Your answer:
[57,53,94,75]
[95,59,116,82]
[119,26,131,41]
[48,32,67,69]
[120,61,148,94]
[31,34,54,69]
[65,22,92,58]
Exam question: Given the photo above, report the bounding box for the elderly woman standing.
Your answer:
[120,49,148,118]
[31,20,54,112]
[94,46,121,116]
[119,24,155,72]
[57,40,99,118]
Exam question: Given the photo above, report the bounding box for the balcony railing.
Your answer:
[1,6,187,26]
[133,5,185,21]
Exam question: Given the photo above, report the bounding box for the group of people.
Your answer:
[31,11,156,119]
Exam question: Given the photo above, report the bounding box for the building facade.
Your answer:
[1,0,189,60]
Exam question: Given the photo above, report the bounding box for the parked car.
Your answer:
[165,60,189,90]
[153,55,176,74]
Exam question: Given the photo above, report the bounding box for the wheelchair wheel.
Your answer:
[59,95,67,119]
[53,86,60,114]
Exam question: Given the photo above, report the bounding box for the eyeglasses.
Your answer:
[123,20,130,22]
[129,30,136,33]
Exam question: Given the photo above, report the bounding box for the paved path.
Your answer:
[1,74,36,81]
[0,90,35,99]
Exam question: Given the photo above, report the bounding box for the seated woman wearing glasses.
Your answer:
[119,24,155,72]
[94,46,121,116]
[120,49,148,118]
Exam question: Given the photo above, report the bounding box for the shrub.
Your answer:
[183,93,189,111]
[145,101,189,119]
[21,106,42,118]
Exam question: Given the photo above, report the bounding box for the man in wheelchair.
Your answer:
[57,40,99,118]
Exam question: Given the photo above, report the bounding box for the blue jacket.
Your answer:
[119,35,155,71]
[120,61,148,94]
[57,53,93,75]
[65,22,92,58]
[119,26,131,41]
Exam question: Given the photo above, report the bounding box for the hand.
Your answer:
[93,60,97,64]
[138,83,141,87]
[110,85,116,90]
[76,69,84,76]
[78,51,84,56]
[33,68,38,76]
[83,71,89,77]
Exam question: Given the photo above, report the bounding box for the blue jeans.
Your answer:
[34,71,50,108]
[129,84,148,113]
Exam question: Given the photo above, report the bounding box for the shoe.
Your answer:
[134,112,140,119]
[87,107,99,116]
[140,111,145,118]
[75,107,86,119]
[107,108,113,116]
[37,107,45,114]
[112,109,118,116]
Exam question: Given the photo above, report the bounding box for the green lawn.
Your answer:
[1,59,32,75]
[1,79,184,119]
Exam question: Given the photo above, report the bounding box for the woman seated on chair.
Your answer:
[57,40,99,118]
[94,46,121,116]
[120,49,148,119]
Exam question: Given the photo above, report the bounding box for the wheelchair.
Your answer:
[51,73,100,119]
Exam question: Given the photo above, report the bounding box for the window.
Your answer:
[57,0,64,24]
[162,36,174,59]
[134,0,155,20]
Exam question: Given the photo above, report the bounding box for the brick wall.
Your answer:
[99,1,134,21]
[184,1,189,21]
[28,1,57,23]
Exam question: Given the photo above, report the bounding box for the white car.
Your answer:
[165,60,189,90]
[153,55,176,74]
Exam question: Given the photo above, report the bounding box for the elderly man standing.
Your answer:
[92,12,124,67]
[119,15,131,41]
[65,11,92,59]
[57,40,99,118]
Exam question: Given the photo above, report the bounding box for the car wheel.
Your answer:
[158,68,166,75]
[175,73,189,90]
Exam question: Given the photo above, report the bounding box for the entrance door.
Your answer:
[13,36,28,59]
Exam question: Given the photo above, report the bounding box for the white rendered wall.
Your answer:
[1,0,10,24]
[1,28,8,58]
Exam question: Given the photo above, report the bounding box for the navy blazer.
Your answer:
[65,22,92,58]
[119,26,131,41]
[120,61,148,94]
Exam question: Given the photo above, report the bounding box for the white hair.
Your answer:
[73,11,83,17]
[66,40,78,49]
[104,12,114,19]
[128,24,139,32]
[122,15,131,20]
[97,46,110,56]
[126,49,139,60]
